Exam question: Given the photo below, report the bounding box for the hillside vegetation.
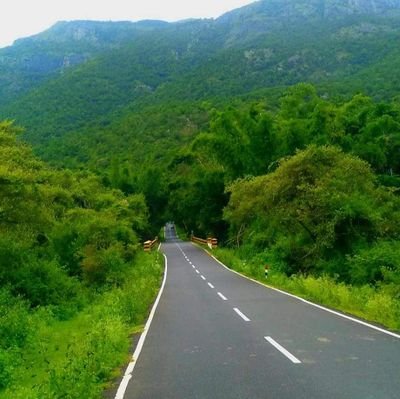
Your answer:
[0,20,169,108]
[2,0,400,147]
[0,121,162,397]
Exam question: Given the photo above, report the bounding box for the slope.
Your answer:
[0,20,169,107]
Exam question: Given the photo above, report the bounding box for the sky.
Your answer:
[0,0,255,48]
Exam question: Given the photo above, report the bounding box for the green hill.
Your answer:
[2,0,400,151]
[0,20,169,107]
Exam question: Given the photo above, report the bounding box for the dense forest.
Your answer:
[165,85,400,288]
[1,0,400,397]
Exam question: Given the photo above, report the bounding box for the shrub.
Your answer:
[44,318,127,399]
[0,350,16,390]
[347,240,400,285]
[0,289,32,349]
[0,289,33,390]
[225,146,400,281]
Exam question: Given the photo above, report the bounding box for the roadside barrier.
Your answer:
[191,235,218,249]
[144,237,159,252]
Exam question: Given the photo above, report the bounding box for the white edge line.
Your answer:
[265,336,301,364]
[233,307,251,322]
[218,292,228,301]
[115,253,168,399]
[116,375,132,397]
[194,245,400,340]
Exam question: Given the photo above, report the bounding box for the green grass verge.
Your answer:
[0,251,163,399]
[212,247,400,332]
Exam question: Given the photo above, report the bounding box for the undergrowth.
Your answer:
[0,251,162,399]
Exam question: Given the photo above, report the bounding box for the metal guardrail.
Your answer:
[191,236,218,249]
[144,237,159,252]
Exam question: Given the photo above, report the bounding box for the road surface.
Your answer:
[118,230,400,399]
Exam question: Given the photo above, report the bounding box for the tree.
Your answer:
[225,145,400,279]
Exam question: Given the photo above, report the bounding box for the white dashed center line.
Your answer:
[233,308,250,322]
[264,337,301,364]
[201,275,206,280]
[217,292,228,301]
[208,282,215,289]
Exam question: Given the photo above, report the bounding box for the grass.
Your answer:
[0,251,163,399]
[212,247,400,332]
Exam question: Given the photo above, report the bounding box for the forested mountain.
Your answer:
[2,0,400,148]
[0,20,169,107]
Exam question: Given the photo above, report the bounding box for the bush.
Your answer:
[0,350,15,390]
[0,289,33,389]
[82,243,131,286]
[43,318,127,399]
[0,251,163,398]
[348,240,400,286]
[0,289,32,349]
[225,146,400,281]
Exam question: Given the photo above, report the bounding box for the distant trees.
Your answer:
[184,84,400,182]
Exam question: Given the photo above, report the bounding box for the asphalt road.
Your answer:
[119,230,400,399]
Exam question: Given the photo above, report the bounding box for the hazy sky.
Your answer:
[0,0,255,48]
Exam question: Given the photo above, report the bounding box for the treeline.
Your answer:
[0,121,162,397]
[166,84,400,292]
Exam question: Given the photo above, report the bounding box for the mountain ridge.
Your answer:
[1,0,400,151]
[219,0,400,21]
